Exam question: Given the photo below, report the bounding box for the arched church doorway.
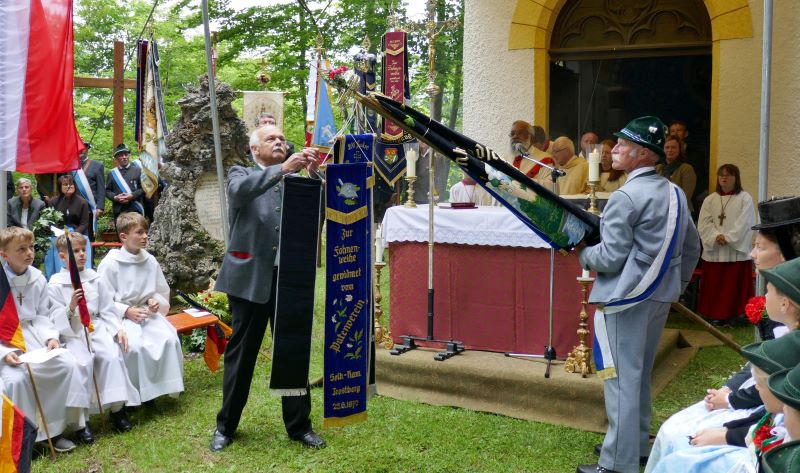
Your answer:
[548,0,712,206]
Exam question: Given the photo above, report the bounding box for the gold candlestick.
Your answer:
[565,275,595,377]
[404,176,418,208]
[374,261,393,349]
[587,181,601,216]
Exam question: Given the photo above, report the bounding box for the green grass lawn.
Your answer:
[33,264,755,473]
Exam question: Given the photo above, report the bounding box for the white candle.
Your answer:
[588,151,600,182]
[581,269,590,279]
[375,229,384,263]
[406,149,417,178]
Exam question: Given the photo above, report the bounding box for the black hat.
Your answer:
[113,143,131,157]
[613,116,667,159]
[82,141,92,149]
[752,196,800,230]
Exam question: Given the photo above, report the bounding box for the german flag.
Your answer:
[203,321,232,373]
[0,395,37,473]
[0,268,25,353]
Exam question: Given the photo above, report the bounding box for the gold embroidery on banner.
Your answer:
[326,206,368,225]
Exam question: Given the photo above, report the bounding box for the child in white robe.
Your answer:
[49,231,140,439]
[0,227,85,451]
[97,212,184,403]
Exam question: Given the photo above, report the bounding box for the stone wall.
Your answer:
[148,76,249,294]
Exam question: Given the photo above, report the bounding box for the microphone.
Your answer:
[513,143,566,177]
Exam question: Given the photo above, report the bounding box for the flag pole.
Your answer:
[0,173,6,228]
[83,327,106,430]
[200,0,229,248]
[26,364,56,460]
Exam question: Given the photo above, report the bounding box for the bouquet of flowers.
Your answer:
[745,296,767,324]
[745,295,777,340]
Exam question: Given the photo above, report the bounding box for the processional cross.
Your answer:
[73,41,136,146]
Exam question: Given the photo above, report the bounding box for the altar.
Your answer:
[382,205,594,358]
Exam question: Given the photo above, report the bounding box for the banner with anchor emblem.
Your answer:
[324,162,372,427]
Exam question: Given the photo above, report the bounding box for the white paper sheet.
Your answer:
[19,347,67,364]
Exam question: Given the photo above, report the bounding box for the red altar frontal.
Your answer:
[382,205,595,358]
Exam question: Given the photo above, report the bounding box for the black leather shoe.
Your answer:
[593,444,649,466]
[576,465,620,473]
[293,430,326,449]
[210,429,232,452]
[76,426,95,444]
[109,409,132,432]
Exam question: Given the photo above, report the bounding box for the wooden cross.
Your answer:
[17,292,23,305]
[718,212,726,226]
[74,41,136,146]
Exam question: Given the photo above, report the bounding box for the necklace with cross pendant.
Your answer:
[718,212,726,226]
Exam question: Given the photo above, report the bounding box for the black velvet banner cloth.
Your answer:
[269,175,322,394]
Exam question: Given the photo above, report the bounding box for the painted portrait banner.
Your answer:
[243,91,285,133]
[324,162,372,427]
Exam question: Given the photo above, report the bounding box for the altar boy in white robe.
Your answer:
[0,227,85,452]
[97,212,184,404]
[49,231,140,440]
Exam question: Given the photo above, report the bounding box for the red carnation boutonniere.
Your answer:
[752,414,784,453]
[745,296,768,325]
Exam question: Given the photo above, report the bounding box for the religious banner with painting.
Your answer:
[243,91,285,133]
[324,162,372,427]
[134,39,167,199]
[380,31,409,141]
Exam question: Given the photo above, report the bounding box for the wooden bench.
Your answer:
[166,312,220,335]
[91,241,122,249]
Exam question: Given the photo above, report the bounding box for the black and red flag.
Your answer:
[65,233,92,331]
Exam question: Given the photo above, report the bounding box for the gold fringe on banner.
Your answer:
[323,411,368,428]
[326,206,368,225]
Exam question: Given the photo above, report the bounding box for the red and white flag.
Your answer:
[0,0,83,173]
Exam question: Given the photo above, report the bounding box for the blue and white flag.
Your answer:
[593,184,682,379]
[312,75,337,153]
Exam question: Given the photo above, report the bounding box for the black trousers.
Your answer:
[215,277,311,438]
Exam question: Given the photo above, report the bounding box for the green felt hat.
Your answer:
[762,440,800,473]
[768,365,800,411]
[741,331,800,375]
[613,116,667,159]
[761,257,800,308]
[113,143,131,157]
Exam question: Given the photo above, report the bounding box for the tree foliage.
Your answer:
[72,0,464,168]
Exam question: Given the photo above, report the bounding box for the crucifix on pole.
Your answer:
[74,40,136,146]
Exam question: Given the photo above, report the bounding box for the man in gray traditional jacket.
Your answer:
[577,117,701,473]
[210,125,325,452]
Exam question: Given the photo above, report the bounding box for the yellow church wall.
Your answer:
[468,0,799,200]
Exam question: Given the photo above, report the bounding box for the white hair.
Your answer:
[553,136,575,155]
[15,177,31,188]
[249,125,281,148]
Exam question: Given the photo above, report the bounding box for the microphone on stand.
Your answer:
[513,143,566,177]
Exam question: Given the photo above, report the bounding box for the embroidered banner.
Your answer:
[324,162,372,427]
[381,31,408,141]
[243,91,285,133]
[373,140,406,186]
